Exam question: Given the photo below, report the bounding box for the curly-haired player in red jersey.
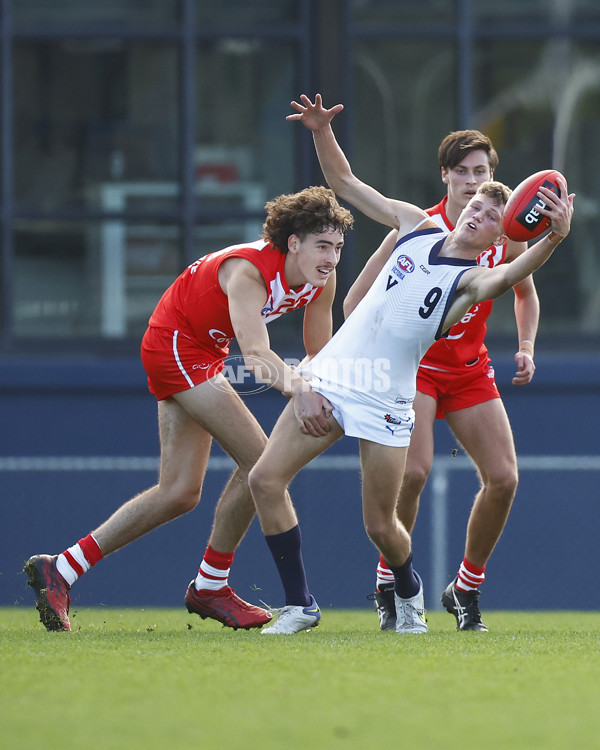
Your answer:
[24,185,353,632]
[346,130,539,631]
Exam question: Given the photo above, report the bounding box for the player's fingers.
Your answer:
[537,185,560,206]
[298,420,310,435]
[305,413,330,436]
[308,416,329,436]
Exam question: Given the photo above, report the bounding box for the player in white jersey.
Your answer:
[247,94,574,636]
[300,227,476,446]
[351,131,538,632]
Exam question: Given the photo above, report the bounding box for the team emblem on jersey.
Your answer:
[397,255,415,273]
[391,254,415,283]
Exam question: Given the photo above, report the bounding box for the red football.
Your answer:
[502,169,566,242]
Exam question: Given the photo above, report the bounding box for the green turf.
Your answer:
[1,607,599,750]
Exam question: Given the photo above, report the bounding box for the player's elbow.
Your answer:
[342,294,357,319]
[241,350,270,379]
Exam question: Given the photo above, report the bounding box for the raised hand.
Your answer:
[286,93,344,132]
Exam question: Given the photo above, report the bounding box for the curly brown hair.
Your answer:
[262,185,354,253]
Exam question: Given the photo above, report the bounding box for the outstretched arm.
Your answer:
[445,176,574,329]
[287,94,427,234]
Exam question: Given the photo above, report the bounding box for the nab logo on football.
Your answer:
[397,255,415,274]
[516,179,559,230]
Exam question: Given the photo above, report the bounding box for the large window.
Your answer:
[4,1,308,347]
[349,0,600,343]
[1,0,600,351]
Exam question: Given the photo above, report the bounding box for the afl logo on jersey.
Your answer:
[397,255,415,273]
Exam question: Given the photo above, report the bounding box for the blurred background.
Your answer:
[1,0,599,614]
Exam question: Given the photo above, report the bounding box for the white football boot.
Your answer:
[394,575,428,634]
[261,595,321,635]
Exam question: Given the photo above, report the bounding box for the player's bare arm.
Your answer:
[445,179,574,330]
[343,229,397,318]
[287,94,427,235]
[504,239,540,385]
[302,269,336,357]
[223,257,333,437]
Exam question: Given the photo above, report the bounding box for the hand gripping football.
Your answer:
[502,169,566,242]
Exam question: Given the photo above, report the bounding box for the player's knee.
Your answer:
[403,463,430,495]
[365,518,405,550]
[487,466,519,499]
[248,463,284,500]
[162,484,203,516]
[232,440,267,475]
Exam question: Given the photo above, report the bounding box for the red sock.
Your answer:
[56,534,103,586]
[456,557,486,592]
[195,546,234,592]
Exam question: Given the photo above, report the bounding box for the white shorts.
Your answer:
[308,377,415,447]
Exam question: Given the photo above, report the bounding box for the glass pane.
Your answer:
[352,0,455,25]
[13,0,178,28]
[196,0,297,25]
[473,0,600,23]
[14,220,181,339]
[195,41,295,212]
[194,219,265,258]
[471,38,600,335]
[14,40,179,214]
[350,39,456,279]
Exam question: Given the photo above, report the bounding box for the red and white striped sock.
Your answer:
[456,557,486,592]
[55,534,103,586]
[376,554,395,589]
[194,546,234,592]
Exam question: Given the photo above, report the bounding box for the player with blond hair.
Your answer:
[249,95,573,635]
[347,129,539,631]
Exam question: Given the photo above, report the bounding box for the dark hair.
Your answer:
[438,129,499,172]
[263,185,354,253]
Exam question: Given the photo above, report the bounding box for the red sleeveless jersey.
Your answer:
[421,196,507,373]
[148,240,323,359]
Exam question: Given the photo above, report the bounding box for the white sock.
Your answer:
[376,559,395,589]
[195,560,230,592]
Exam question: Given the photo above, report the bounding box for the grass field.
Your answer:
[1,607,599,750]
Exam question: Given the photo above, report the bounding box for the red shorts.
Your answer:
[416,358,500,419]
[140,326,224,401]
